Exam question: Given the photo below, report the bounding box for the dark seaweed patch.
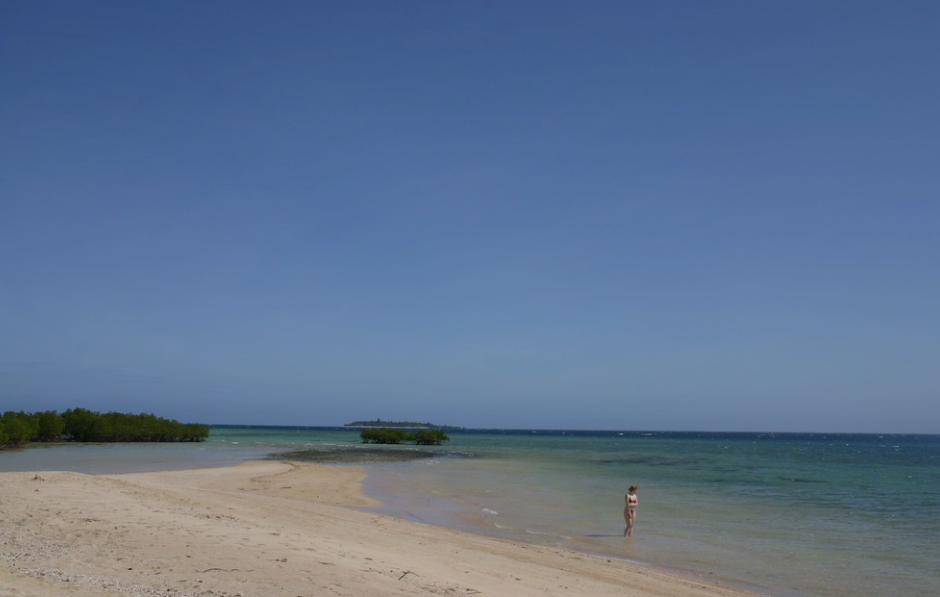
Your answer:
[593,455,705,467]
[269,447,472,463]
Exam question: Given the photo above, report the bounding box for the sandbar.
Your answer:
[1,461,765,596]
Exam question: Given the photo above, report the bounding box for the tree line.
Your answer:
[360,428,450,445]
[0,408,210,448]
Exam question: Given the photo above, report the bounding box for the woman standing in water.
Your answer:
[624,485,639,537]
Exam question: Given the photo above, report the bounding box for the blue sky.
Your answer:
[2,1,938,432]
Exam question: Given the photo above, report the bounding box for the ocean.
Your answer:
[2,426,937,597]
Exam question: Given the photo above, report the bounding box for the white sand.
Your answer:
[1,461,764,597]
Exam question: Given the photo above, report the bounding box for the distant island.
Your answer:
[344,419,461,430]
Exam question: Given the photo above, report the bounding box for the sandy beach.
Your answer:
[1,461,763,597]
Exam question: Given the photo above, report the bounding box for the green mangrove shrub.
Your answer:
[408,430,450,445]
[360,428,410,444]
[360,428,449,445]
[0,408,209,449]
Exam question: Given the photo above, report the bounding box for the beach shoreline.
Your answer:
[1,460,768,597]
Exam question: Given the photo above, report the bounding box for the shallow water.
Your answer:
[0,440,275,473]
[3,427,937,597]
[359,431,940,597]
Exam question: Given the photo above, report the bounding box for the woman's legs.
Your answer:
[625,510,636,537]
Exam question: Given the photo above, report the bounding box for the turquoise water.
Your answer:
[359,431,940,597]
[2,427,937,597]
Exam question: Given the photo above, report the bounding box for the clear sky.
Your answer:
[2,1,938,433]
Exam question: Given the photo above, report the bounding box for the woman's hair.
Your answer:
[628,485,639,493]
